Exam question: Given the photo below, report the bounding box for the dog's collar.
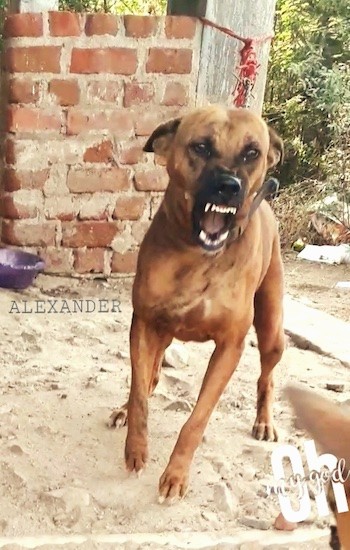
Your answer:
[230,178,279,240]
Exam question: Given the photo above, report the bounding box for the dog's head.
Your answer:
[144,105,283,253]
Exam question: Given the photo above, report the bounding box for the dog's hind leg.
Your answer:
[108,315,171,431]
[252,240,284,442]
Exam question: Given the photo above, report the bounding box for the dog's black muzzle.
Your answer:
[216,172,244,203]
[192,168,246,252]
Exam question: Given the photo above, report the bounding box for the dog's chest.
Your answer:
[136,259,249,340]
[149,293,229,341]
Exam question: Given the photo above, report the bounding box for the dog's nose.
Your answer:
[218,175,242,195]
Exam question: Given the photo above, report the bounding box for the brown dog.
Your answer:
[286,386,350,550]
[110,105,285,502]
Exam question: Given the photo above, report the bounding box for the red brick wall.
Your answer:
[0,12,201,275]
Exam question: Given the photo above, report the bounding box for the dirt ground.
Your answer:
[0,253,349,549]
[283,253,349,322]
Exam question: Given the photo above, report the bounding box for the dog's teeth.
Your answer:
[220,231,229,242]
[211,204,216,212]
[231,207,237,214]
[205,203,211,212]
[199,230,206,242]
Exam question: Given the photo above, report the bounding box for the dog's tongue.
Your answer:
[201,211,225,234]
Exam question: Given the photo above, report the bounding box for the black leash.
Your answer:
[232,177,280,239]
[248,177,280,218]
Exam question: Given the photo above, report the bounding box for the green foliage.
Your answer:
[59,0,167,14]
[265,0,350,187]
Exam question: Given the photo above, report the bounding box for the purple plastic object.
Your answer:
[0,248,45,289]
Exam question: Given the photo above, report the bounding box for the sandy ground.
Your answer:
[0,253,349,549]
[283,254,349,323]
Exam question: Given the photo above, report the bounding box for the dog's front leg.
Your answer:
[125,313,171,473]
[159,334,246,502]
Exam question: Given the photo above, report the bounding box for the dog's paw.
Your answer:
[158,465,188,503]
[252,420,278,442]
[125,438,148,473]
[107,406,128,429]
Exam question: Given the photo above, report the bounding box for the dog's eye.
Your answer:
[242,148,260,162]
[190,142,212,159]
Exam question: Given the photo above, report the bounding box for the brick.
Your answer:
[7,78,40,104]
[165,16,197,39]
[11,142,80,169]
[49,11,82,37]
[49,79,80,106]
[155,154,167,166]
[134,168,168,191]
[2,219,57,246]
[113,196,145,220]
[123,81,155,107]
[78,194,110,220]
[4,139,15,165]
[2,168,49,191]
[146,48,192,74]
[135,112,164,136]
[0,193,39,219]
[118,143,144,165]
[67,167,130,193]
[124,15,158,38]
[74,248,105,274]
[66,108,133,136]
[162,81,188,106]
[61,221,119,248]
[6,105,62,133]
[6,46,62,73]
[83,140,114,163]
[85,80,122,104]
[111,251,138,273]
[41,247,73,274]
[44,196,76,221]
[85,13,118,36]
[4,13,43,38]
[70,48,137,75]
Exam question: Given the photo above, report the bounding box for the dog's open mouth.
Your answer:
[197,202,238,251]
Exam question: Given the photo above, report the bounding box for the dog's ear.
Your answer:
[267,126,284,168]
[143,118,182,155]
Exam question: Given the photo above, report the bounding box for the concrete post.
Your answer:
[168,0,277,113]
[7,0,59,13]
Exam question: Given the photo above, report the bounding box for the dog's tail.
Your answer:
[284,384,350,468]
[285,384,350,549]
